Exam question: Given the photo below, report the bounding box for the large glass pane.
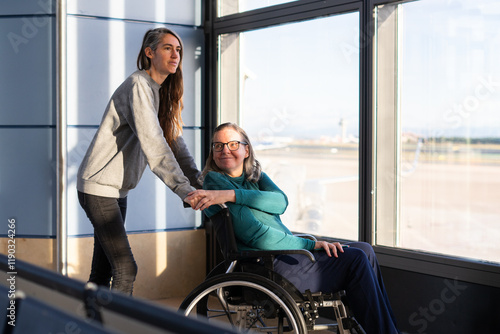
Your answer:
[0,16,55,125]
[218,0,298,16]
[219,13,360,240]
[0,128,56,236]
[67,127,202,236]
[374,0,500,263]
[67,18,203,127]
[68,0,201,26]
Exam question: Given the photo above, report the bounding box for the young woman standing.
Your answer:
[77,28,201,294]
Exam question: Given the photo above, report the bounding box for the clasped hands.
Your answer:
[184,189,236,211]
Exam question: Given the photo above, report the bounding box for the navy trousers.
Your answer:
[273,242,399,334]
[78,191,137,295]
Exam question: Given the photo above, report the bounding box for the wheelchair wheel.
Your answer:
[179,272,308,334]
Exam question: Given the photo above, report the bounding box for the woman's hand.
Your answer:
[314,241,348,258]
[185,189,236,211]
[183,196,195,208]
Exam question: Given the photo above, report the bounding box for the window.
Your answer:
[218,12,360,240]
[374,0,500,263]
[214,0,500,267]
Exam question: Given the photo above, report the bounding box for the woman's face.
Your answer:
[212,128,249,178]
[147,33,181,78]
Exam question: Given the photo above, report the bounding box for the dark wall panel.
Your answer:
[382,266,500,334]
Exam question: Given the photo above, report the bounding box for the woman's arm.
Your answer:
[188,172,287,213]
[124,76,194,200]
[229,203,315,251]
[197,171,315,251]
[234,172,288,214]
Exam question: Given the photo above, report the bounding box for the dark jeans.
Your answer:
[273,242,399,334]
[78,191,137,295]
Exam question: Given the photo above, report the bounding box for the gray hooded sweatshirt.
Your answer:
[77,70,200,200]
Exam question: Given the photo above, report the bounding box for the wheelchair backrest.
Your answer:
[210,206,239,260]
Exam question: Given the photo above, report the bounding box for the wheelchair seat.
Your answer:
[179,206,365,334]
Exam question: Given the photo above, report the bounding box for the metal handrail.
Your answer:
[0,254,236,334]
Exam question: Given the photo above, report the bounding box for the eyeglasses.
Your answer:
[212,141,248,152]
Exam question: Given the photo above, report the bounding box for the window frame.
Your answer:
[203,0,500,288]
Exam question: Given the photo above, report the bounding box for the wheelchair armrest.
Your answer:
[231,249,316,263]
[293,233,318,242]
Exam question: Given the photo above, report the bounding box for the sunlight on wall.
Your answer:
[155,178,168,276]
[155,230,168,276]
[109,2,125,93]
[155,0,166,23]
[67,18,78,126]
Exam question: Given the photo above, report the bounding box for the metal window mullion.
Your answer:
[359,0,375,244]
[394,4,403,247]
[56,0,67,275]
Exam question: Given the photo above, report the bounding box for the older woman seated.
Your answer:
[187,122,400,334]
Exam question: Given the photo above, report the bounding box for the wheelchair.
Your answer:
[179,206,365,334]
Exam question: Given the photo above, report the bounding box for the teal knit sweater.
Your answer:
[203,171,316,251]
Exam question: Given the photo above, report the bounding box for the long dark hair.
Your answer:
[137,27,184,147]
[201,122,262,183]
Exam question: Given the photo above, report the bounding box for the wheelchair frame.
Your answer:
[179,206,365,334]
